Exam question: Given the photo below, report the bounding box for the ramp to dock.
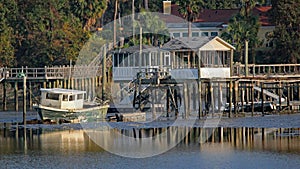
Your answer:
[253,86,285,102]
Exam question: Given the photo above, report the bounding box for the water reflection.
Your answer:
[1,126,300,156]
[0,127,104,155]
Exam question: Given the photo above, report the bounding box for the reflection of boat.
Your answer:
[242,102,275,112]
[224,101,275,113]
[34,88,109,122]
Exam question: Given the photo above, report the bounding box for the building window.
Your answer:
[150,53,157,66]
[173,33,180,38]
[113,54,118,67]
[164,52,170,65]
[182,32,188,37]
[192,32,199,37]
[129,53,134,67]
[201,32,209,36]
[211,32,218,36]
[123,54,129,67]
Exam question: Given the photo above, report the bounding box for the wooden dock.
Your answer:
[114,65,300,120]
[2,63,300,119]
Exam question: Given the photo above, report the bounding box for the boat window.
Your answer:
[46,93,59,100]
[69,95,76,101]
[77,94,83,100]
[62,95,68,101]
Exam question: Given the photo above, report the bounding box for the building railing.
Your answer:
[2,63,300,82]
[233,64,300,77]
[0,65,102,81]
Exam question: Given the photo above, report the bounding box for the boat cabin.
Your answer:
[40,88,85,110]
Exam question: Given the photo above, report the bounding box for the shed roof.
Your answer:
[109,45,163,54]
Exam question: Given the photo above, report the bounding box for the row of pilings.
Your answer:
[122,78,300,119]
[194,79,300,118]
[2,76,300,118]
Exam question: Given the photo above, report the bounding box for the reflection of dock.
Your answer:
[40,125,295,158]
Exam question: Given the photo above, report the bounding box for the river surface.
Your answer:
[1,114,300,169]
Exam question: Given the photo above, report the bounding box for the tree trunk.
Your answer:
[251,48,255,64]
[154,35,159,47]
[188,22,192,38]
[113,0,118,48]
[290,54,297,64]
[132,0,135,42]
[144,0,148,10]
[239,51,243,63]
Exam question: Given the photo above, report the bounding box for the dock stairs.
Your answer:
[117,79,151,110]
[117,68,171,110]
[253,86,285,102]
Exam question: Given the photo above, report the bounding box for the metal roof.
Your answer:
[161,37,214,51]
[109,45,164,54]
[161,36,235,51]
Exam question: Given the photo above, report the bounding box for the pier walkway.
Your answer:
[2,63,300,82]
[0,65,101,82]
[233,63,300,78]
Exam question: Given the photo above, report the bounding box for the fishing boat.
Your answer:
[34,88,109,123]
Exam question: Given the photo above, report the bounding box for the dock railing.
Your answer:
[233,64,300,77]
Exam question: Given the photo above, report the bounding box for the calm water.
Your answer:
[1,124,300,169]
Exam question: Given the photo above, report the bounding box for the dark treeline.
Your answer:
[0,0,299,67]
[0,0,106,67]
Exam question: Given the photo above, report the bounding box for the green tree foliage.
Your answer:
[0,1,16,67]
[0,0,108,67]
[203,0,234,9]
[270,0,300,63]
[13,0,89,67]
[176,0,205,37]
[203,0,269,9]
[221,1,261,62]
[70,0,108,31]
[139,12,169,46]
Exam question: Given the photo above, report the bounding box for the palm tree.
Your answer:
[139,12,169,46]
[113,0,118,48]
[176,0,204,37]
[70,0,107,31]
[240,0,256,17]
[221,10,260,62]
